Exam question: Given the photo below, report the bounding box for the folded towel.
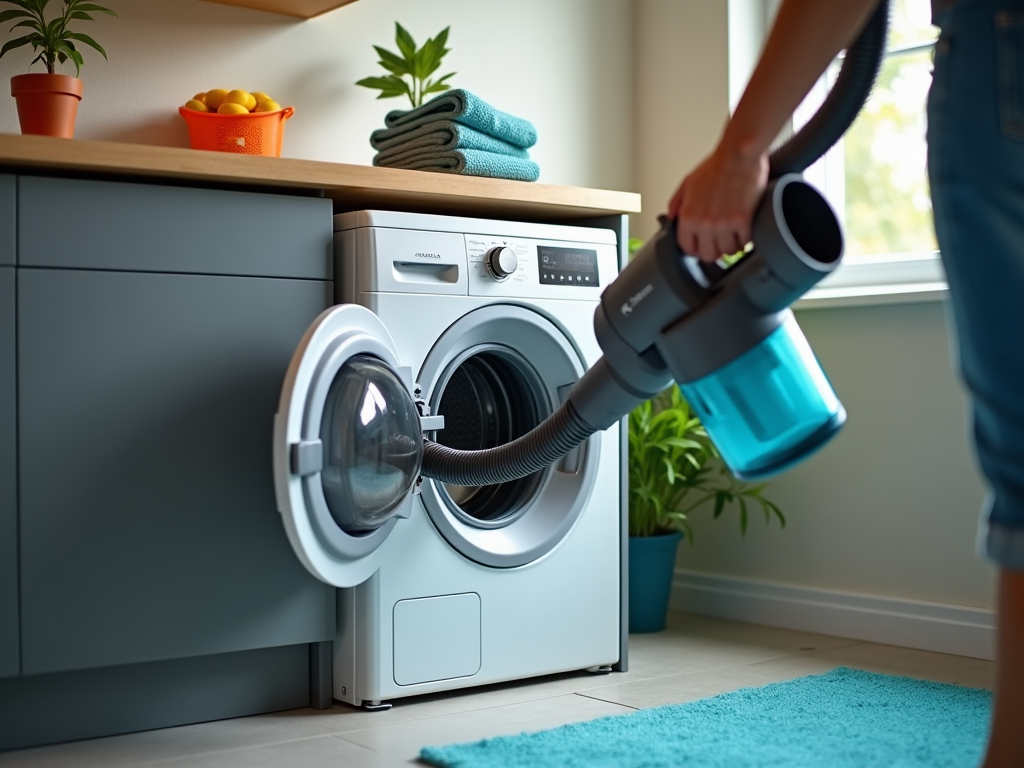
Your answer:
[374,148,540,182]
[376,89,537,150]
[371,121,530,165]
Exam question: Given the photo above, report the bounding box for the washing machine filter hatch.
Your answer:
[434,346,546,528]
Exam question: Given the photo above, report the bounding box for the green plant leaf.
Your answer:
[0,0,37,14]
[373,44,408,76]
[56,39,81,73]
[394,21,416,66]
[69,2,117,14]
[67,11,92,21]
[712,492,726,519]
[0,31,35,58]
[355,73,412,100]
[422,72,455,96]
[0,9,33,23]
[65,31,105,58]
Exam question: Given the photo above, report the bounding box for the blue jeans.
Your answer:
[928,0,1024,569]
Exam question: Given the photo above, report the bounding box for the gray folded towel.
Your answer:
[372,121,529,166]
[374,148,540,182]
[373,89,538,149]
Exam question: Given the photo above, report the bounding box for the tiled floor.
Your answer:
[0,612,995,767]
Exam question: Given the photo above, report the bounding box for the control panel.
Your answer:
[336,212,619,300]
[538,245,600,288]
[464,233,616,300]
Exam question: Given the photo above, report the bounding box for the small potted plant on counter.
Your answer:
[0,0,118,138]
[628,385,786,632]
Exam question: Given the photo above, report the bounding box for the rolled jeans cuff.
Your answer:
[980,517,1024,571]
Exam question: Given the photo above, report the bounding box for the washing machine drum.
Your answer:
[319,355,423,533]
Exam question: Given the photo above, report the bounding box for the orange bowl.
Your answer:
[179,105,294,157]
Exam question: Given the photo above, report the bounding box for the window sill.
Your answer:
[795,252,948,310]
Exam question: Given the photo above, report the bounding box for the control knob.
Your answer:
[484,246,518,281]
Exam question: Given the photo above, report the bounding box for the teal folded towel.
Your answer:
[374,148,540,182]
[371,121,530,165]
[375,89,537,150]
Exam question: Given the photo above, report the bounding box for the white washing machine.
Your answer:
[273,210,627,708]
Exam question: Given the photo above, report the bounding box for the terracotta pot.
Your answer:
[11,73,83,138]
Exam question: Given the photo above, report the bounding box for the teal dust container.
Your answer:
[678,312,844,480]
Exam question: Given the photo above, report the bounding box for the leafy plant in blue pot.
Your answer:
[628,385,785,632]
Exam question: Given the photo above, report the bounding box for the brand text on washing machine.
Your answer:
[621,284,653,316]
[414,252,442,259]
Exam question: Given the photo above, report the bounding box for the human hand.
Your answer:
[667,141,769,263]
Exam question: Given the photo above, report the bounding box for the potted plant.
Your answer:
[356,22,456,108]
[628,384,785,633]
[0,0,117,138]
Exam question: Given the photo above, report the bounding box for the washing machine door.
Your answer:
[273,304,425,587]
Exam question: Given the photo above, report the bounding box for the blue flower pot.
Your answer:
[628,532,683,633]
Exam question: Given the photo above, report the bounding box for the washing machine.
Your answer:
[273,210,627,708]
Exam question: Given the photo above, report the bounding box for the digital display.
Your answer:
[538,246,600,287]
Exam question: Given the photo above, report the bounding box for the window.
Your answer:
[729,0,946,305]
[799,0,938,255]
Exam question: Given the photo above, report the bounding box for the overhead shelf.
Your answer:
[199,0,359,19]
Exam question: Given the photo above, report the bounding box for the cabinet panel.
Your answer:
[0,267,17,678]
[0,175,14,266]
[19,176,332,279]
[19,269,334,675]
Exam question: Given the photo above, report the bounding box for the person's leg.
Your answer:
[927,4,1024,765]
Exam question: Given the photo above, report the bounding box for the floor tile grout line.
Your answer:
[123,732,379,768]
[574,691,641,710]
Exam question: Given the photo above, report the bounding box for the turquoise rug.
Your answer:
[419,667,991,767]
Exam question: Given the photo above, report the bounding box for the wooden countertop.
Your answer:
[0,134,641,222]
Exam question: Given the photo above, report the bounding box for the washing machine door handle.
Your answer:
[274,304,423,588]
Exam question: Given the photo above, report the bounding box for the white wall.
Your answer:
[632,0,730,242]
[680,301,993,608]
[0,0,634,190]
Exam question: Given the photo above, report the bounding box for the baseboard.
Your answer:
[0,643,311,752]
[670,570,995,660]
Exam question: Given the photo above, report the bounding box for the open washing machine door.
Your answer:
[273,304,429,587]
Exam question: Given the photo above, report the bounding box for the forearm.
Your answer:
[723,0,882,161]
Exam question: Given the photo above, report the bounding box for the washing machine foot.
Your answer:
[362,700,392,712]
[585,665,613,675]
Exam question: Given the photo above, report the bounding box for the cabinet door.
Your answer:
[18,269,335,675]
[0,266,17,679]
[19,176,332,280]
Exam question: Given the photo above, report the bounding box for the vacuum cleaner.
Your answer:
[421,1,891,486]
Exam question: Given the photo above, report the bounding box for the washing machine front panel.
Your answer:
[274,304,423,587]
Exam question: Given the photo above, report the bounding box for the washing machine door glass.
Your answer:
[274,304,422,587]
[320,356,422,532]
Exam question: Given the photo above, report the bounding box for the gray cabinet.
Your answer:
[15,177,336,675]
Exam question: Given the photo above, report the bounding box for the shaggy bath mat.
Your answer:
[419,667,991,767]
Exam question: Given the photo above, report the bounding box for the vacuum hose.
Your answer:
[421,0,890,487]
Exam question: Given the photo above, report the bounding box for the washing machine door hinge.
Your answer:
[416,395,445,434]
[290,439,324,476]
